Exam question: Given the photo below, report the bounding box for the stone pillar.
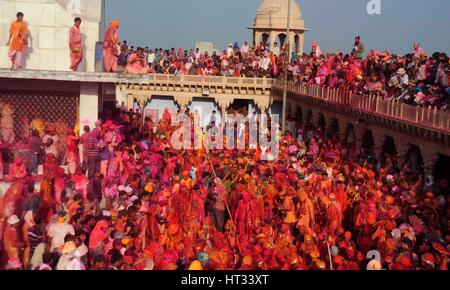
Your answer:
[269,31,278,52]
[297,33,305,56]
[288,31,296,61]
[127,94,135,111]
[354,123,366,152]
[254,31,262,46]
[115,84,128,109]
[79,82,99,131]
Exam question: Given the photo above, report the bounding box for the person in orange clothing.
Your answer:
[103,20,120,72]
[7,12,29,70]
[69,17,83,71]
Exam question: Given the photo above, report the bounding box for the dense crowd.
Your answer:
[0,107,448,270]
[118,36,449,109]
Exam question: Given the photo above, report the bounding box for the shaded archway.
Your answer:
[261,33,269,45]
[379,136,398,167]
[294,35,300,54]
[405,145,424,173]
[361,129,375,157]
[328,118,340,137]
[295,106,303,123]
[433,154,450,183]
[278,33,286,48]
[381,136,397,156]
[317,113,326,129]
[305,109,313,126]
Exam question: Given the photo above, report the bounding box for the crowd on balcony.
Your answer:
[0,106,449,270]
[288,40,450,110]
[118,41,282,78]
[117,36,449,109]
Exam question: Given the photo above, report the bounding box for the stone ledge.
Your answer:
[0,69,275,87]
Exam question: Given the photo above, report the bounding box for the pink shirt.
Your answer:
[69,26,82,52]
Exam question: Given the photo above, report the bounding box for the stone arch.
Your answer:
[305,109,313,126]
[294,35,300,54]
[278,33,287,47]
[405,144,424,173]
[381,136,398,156]
[433,154,450,182]
[378,136,398,165]
[328,118,339,133]
[328,118,340,140]
[295,106,303,123]
[361,129,375,156]
[317,113,326,129]
[261,33,269,45]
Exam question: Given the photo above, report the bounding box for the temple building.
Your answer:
[249,0,309,57]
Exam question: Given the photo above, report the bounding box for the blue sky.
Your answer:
[106,0,450,54]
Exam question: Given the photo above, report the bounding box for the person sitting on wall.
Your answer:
[125,47,149,75]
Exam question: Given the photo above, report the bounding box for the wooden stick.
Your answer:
[327,242,334,270]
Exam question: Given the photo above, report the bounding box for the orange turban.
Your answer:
[242,256,253,267]
[110,20,119,28]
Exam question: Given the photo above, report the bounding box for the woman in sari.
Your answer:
[103,20,120,73]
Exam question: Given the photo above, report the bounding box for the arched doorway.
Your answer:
[295,106,303,124]
[261,33,269,46]
[317,113,326,129]
[361,129,375,157]
[381,136,397,156]
[379,136,398,167]
[294,35,300,55]
[305,109,313,126]
[433,154,450,184]
[278,33,286,48]
[405,145,424,173]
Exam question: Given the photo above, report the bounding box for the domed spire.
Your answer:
[248,0,309,56]
[253,0,306,30]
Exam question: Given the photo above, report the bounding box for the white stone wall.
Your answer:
[0,0,105,72]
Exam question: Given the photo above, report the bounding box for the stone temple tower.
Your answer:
[249,0,309,57]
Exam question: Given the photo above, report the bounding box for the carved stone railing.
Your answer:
[116,74,274,92]
[273,80,450,133]
[117,74,275,111]
[0,68,274,88]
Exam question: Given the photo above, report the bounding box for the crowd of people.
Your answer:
[117,35,449,109]
[2,13,449,271]
[6,13,449,109]
[0,106,448,270]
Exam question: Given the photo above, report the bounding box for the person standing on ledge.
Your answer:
[69,17,83,71]
[352,36,365,60]
[103,20,120,73]
[7,12,29,70]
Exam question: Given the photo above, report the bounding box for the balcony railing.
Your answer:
[118,73,274,87]
[274,80,450,132]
